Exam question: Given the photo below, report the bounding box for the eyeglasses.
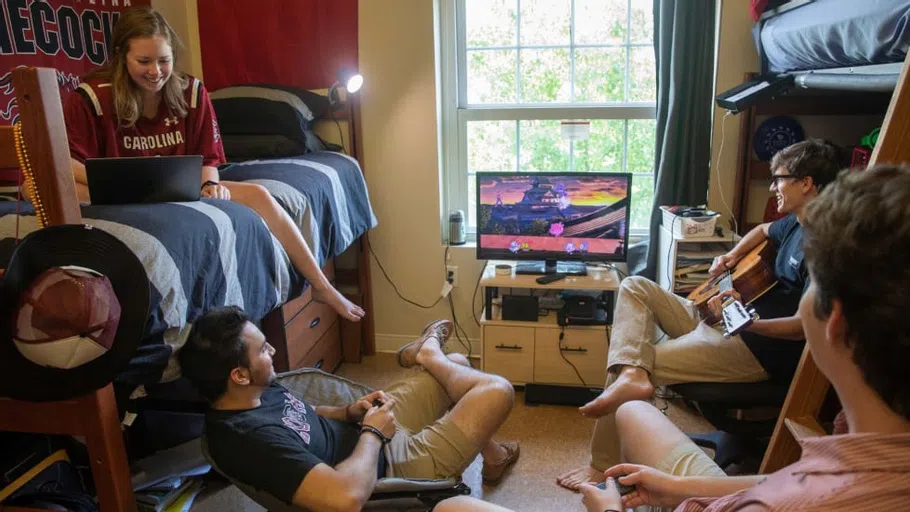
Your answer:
[770,174,802,186]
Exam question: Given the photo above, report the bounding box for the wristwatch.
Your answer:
[201,180,219,190]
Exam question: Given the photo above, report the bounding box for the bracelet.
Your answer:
[360,425,390,445]
[201,180,219,190]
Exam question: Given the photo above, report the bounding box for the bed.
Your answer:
[753,0,910,89]
[0,77,378,392]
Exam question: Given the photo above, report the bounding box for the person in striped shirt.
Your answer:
[435,164,910,512]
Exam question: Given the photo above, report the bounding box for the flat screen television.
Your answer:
[475,172,632,275]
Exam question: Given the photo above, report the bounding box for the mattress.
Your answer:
[755,0,910,73]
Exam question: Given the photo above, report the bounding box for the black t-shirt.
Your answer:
[205,384,386,504]
[742,214,808,381]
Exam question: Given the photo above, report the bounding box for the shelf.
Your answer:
[481,261,620,291]
[665,230,740,243]
[480,305,608,331]
[754,92,892,116]
[748,161,772,181]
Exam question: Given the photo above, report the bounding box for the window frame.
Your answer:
[437,0,658,240]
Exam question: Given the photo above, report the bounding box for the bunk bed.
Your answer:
[731,0,910,229]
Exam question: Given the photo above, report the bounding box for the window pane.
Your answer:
[574,48,626,103]
[468,121,518,173]
[574,120,625,172]
[629,0,654,44]
[468,174,478,227]
[467,49,518,104]
[629,47,656,102]
[519,120,570,172]
[630,174,654,229]
[520,0,570,46]
[519,49,570,103]
[627,119,656,172]
[465,0,517,47]
[574,0,627,45]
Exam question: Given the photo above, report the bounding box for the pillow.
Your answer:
[210,84,332,155]
[221,134,306,162]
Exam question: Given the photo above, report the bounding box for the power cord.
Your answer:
[471,261,486,326]
[367,241,445,309]
[715,110,739,239]
[558,325,587,387]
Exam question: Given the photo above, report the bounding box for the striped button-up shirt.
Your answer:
[676,432,910,511]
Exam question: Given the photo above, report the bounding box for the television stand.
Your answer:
[515,260,588,276]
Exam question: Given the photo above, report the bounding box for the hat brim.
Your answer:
[0,224,149,402]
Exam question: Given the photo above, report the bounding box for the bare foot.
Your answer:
[578,368,654,419]
[556,465,605,491]
[313,286,365,322]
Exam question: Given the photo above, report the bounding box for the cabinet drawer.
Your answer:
[482,326,534,384]
[534,328,607,387]
[286,300,339,370]
[298,322,342,372]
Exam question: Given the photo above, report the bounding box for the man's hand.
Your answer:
[345,391,391,423]
[604,464,683,509]
[707,289,742,322]
[202,183,231,200]
[578,478,623,512]
[362,398,397,439]
[709,253,736,277]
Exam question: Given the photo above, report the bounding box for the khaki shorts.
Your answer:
[382,369,481,479]
[654,438,726,478]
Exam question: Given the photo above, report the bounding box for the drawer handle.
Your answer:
[560,346,588,353]
[314,359,324,369]
[309,317,321,329]
[495,344,522,351]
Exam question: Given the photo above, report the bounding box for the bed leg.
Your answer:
[357,233,376,356]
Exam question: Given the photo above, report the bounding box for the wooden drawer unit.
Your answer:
[533,328,608,387]
[482,326,535,384]
[286,300,340,370]
[299,322,342,372]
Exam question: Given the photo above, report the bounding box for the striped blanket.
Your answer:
[0,151,377,386]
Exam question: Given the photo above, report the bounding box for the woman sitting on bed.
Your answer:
[57,6,364,322]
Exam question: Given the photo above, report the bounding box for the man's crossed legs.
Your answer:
[558,276,767,489]
[387,320,520,484]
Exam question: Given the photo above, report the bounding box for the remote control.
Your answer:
[536,273,567,285]
[595,479,635,496]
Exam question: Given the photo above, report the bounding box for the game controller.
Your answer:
[595,478,635,496]
[372,398,384,408]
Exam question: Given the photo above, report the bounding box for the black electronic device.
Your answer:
[715,75,794,114]
[557,293,611,326]
[501,295,539,322]
[535,273,567,285]
[595,479,636,496]
[86,155,203,205]
[372,398,384,408]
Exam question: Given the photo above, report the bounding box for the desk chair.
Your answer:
[203,368,470,511]
[669,380,791,472]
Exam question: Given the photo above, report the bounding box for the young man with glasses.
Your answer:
[558,138,844,490]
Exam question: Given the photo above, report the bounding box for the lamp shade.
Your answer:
[338,68,363,94]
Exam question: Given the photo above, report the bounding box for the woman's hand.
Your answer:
[578,478,623,512]
[201,182,231,200]
[345,390,391,423]
[604,463,684,509]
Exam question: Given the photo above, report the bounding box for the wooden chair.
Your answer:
[760,51,910,474]
[0,68,134,511]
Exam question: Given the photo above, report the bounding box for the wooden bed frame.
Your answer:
[0,67,375,511]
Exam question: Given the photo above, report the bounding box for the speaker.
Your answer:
[501,295,539,322]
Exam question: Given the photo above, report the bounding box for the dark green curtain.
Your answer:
[629,0,717,278]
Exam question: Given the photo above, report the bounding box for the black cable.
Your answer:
[558,325,587,387]
[471,261,486,326]
[367,241,444,309]
[447,289,474,364]
[327,106,348,155]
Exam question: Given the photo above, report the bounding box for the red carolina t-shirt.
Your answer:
[65,75,226,168]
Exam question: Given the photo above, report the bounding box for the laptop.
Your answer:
[85,155,203,205]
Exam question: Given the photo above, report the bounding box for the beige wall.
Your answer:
[359,0,484,354]
[151,0,204,78]
[707,0,760,230]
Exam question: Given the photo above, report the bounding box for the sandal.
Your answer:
[482,441,520,485]
[396,319,453,368]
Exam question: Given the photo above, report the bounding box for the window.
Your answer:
[438,0,657,237]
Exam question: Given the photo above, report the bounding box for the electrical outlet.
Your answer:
[446,265,458,286]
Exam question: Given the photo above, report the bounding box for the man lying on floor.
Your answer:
[179,312,520,511]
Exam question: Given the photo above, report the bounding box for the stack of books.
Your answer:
[131,439,211,512]
[674,245,727,294]
[136,477,205,512]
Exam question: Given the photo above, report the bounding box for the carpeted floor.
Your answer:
[191,353,715,511]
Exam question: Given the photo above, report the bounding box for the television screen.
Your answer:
[476,172,631,268]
